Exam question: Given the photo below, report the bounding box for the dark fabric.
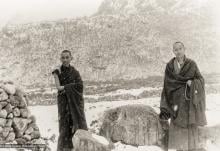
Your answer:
[52,65,88,151]
[160,57,207,128]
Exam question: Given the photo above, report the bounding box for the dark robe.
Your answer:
[160,57,207,150]
[52,65,87,151]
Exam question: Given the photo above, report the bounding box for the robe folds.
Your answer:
[160,57,207,150]
[52,65,87,151]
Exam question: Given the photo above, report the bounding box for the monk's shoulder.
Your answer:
[186,58,197,66]
[70,65,80,76]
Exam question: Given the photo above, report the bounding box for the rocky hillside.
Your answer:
[0,0,219,87]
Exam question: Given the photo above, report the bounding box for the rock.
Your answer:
[25,127,34,135]
[15,88,25,98]
[20,108,30,118]
[2,83,16,95]
[7,113,13,119]
[14,96,27,108]
[5,103,13,113]
[0,109,7,118]
[30,131,41,139]
[100,105,163,146]
[0,101,8,109]
[16,138,26,144]
[73,129,112,151]
[28,123,39,131]
[28,115,36,123]
[23,134,31,141]
[29,138,45,144]
[0,126,3,133]
[0,118,7,127]
[9,95,20,107]
[2,127,11,138]
[13,107,21,117]
[0,89,8,101]
[13,117,30,136]
[6,132,16,142]
[5,119,13,127]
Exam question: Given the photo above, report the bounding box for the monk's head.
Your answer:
[60,50,73,67]
[173,41,185,59]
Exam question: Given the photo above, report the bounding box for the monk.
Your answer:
[159,42,207,151]
[52,50,88,151]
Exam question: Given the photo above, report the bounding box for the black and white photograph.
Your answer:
[0,0,220,151]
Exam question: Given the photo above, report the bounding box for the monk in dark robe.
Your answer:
[160,42,207,151]
[52,50,88,151]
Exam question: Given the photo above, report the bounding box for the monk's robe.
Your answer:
[160,56,207,151]
[52,65,88,151]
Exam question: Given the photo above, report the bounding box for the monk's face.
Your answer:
[173,43,185,58]
[60,52,72,66]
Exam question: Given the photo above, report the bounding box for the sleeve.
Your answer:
[52,69,60,75]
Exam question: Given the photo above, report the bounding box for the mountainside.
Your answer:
[0,0,219,87]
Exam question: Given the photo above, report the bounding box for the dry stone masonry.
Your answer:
[0,81,46,147]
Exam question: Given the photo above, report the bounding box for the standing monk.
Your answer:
[52,50,88,151]
[160,42,207,151]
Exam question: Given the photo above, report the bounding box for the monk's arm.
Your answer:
[52,70,64,91]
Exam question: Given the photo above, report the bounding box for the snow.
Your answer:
[29,93,220,151]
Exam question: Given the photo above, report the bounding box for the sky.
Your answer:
[0,0,104,27]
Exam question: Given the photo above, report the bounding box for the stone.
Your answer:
[2,83,16,95]
[2,127,11,138]
[15,138,26,144]
[7,113,13,119]
[0,89,8,101]
[73,129,113,151]
[12,117,30,136]
[23,134,31,141]
[5,103,13,113]
[0,126,3,133]
[6,132,16,142]
[28,123,39,131]
[0,118,6,127]
[14,95,27,108]
[28,115,36,124]
[25,127,34,135]
[13,107,21,117]
[30,131,41,139]
[5,119,13,127]
[20,108,30,118]
[0,101,8,108]
[99,105,163,146]
[0,109,8,118]
[9,95,20,107]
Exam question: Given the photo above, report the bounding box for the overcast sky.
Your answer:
[0,0,103,27]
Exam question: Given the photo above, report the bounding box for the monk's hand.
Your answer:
[173,105,178,111]
[187,80,192,86]
[57,86,64,91]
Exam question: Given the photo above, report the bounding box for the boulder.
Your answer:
[100,105,163,146]
[73,129,113,151]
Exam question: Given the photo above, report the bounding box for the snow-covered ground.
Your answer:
[29,93,220,151]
